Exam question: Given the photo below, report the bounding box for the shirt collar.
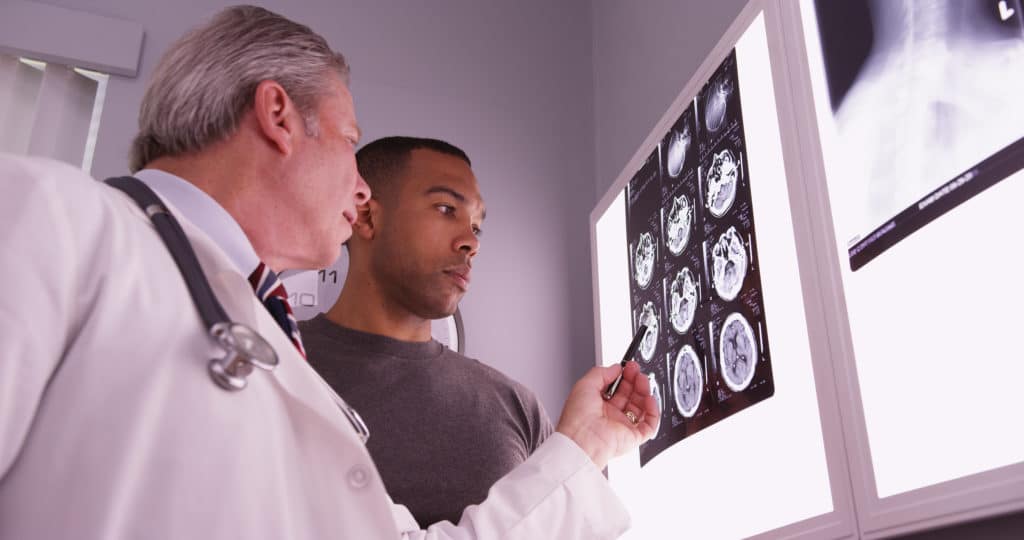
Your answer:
[133,169,259,276]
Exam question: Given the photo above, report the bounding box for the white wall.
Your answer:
[44,0,596,418]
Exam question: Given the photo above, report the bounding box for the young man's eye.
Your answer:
[437,204,455,215]
[472,225,483,237]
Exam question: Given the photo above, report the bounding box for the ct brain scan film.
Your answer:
[705,148,742,218]
[711,226,748,302]
[637,302,660,362]
[634,232,656,289]
[719,312,757,392]
[703,73,735,134]
[666,122,694,178]
[669,268,699,334]
[649,373,664,435]
[623,49,775,467]
[674,345,704,418]
[665,194,694,255]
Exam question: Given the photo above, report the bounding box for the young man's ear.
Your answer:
[252,80,301,156]
[352,199,380,241]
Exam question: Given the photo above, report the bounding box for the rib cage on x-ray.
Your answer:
[813,0,1024,269]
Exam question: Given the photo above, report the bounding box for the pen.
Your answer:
[602,324,648,400]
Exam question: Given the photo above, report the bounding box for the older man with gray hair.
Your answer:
[0,4,658,540]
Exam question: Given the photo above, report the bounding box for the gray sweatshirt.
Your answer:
[298,314,553,526]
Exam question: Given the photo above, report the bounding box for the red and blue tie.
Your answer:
[248,262,306,358]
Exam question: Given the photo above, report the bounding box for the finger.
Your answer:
[635,383,660,440]
[620,361,649,398]
[590,365,626,398]
[621,359,642,380]
[638,401,660,440]
[615,361,648,410]
[639,391,659,420]
[619,405,643,427]
[627,390,652,412]
[596,364,626,386]
[622,402,644,423]
[628,363,651,396]
[621,362,660,440]
[604,374,635,410]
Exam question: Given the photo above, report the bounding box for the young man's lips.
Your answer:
[445,269,471,290]
[342,211,356,225]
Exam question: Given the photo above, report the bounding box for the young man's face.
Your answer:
[370,148,485,320]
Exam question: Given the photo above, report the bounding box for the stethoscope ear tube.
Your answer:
[104,177,278,390]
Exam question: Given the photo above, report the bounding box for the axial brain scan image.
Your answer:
[634,232,656,288]
[674,345,703,418]
[666,125,693,178]
[649,373,664,434]
[705,148,741,218]
[711,226,747,301]
[669,268,698,334]
[704,76,734,134]
[719,312,757,392]
[638,302,660,361]
[665,195,693,255]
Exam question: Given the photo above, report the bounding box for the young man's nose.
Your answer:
[353,173,371,205]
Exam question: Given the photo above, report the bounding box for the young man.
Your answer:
[0,6,658,539]
[300,137,551,525]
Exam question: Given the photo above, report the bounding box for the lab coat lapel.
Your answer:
[179,213,364,444]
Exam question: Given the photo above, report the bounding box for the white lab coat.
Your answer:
[0,155,629,539]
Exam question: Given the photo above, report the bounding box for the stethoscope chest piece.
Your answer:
[103,176,284,393]
[208,322,279,391]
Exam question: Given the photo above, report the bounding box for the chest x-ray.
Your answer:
[812,0,1024,269]
[802,0,1024,499]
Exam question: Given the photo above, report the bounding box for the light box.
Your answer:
[590,5,850,538]
[789,0,1024,536]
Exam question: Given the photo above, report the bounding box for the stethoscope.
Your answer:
[105,176,369,443]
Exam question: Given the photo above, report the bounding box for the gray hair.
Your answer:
[129,5,349,172]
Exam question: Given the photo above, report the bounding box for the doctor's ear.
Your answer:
[352,199,379,241]
[252,80,301,156]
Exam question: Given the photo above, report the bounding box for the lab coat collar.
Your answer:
[134,169,260,277]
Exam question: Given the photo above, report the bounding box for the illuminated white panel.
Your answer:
[799,0,1024,499]
[595,190,631,369]
[595,14,833,539]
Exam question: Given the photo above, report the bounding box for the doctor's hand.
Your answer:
[555,361,659,470]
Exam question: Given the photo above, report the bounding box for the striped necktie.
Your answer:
[248,262,306,358]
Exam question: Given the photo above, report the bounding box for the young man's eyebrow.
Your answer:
[425,186,465,202]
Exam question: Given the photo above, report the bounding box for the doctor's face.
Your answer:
[370,149,485,319]
[283,77,370,269]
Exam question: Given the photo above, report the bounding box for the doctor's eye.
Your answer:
[436,204,455,215]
